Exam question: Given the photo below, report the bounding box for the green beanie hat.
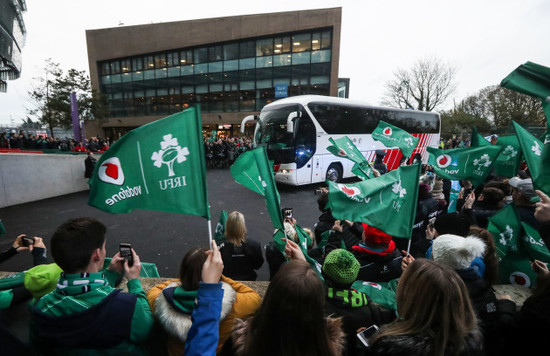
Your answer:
[24,263,62,298]
[322,249,360,285]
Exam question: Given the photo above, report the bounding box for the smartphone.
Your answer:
[21,236,35,247]
[357,324,379,348]
[282,208,293,220]
[119,243,134,267]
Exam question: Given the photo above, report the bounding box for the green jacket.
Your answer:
[31,269,155,355]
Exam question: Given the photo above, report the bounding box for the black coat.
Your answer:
[219,239,264,281]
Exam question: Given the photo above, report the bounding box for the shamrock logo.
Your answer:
[151,134,190,177]
[502,145,517,158]
[499,225,514,248]
[392,179,407,198]
[404,137,413,146]
[473,154,492,168]
[532,141,542,156]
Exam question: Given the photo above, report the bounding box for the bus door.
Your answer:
[294,114,317,185]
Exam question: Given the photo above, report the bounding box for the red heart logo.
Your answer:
[338,149,347,156]
[383,127,391,135]
[102,163,119,180]
[439,156,448,165]
[342,186,356,196]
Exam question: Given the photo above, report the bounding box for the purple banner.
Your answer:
[70,92,81,141]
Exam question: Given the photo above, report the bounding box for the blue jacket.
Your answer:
[185,282,224,356]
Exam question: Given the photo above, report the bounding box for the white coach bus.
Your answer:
[241,95,440,186]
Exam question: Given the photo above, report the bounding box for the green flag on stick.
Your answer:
[0,220,6,237]
[327,136,374,179]
[372,120,419,158]
[494,135,522,178]
[470,127,491,148]
[326,163,421,239]
[427,145,502,187]
[521,222,550,262]
[88,107,210,219]
[512,121,550,195]
[214,210,228,244]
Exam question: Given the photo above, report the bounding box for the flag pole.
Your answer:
[207,220,213,248]
[406,238,412,256]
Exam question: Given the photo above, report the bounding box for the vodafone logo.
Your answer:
[509,271,531,288]
[98,157,125,186]
[338,148,347,157]
[436,154,452,168]
[383,127,392,136]
[338,184,360,197]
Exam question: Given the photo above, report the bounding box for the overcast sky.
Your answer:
[1,0,549,126]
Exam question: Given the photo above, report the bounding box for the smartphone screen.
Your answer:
[119,243,134,267]
[357,325,379,348]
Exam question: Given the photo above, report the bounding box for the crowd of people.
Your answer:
[0,130,112,153]
[1,163,549,355]
[204,137,254,168]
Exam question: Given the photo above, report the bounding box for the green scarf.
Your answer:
[172,286,199,314]
[57,272,108,296]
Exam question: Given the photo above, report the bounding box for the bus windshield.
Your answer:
[256,103,316,167]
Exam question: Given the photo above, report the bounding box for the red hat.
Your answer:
[362,223,392,244]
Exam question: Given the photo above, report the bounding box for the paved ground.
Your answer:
[0,168,337,281]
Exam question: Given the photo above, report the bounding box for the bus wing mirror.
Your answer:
[241,115,258,134]
[286,112,300,133]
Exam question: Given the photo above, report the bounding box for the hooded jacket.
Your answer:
[147,275,261,355]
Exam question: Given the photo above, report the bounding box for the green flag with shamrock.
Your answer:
[372,120,419,158]
[512,121,550,195]
[494,135,522,178]
[214,210,228,244]
[326,163,421,238]
[488,204,523,259]
[521,223,550,262]
[427,145,502,187]
[88,107,210,219]
[327,136,374,179]
[230,147,285,251]
[470,127,491,147]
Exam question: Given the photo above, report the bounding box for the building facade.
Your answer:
[85,7,342,139]
[0,0,26,92]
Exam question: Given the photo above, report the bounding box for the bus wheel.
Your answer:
[326,163,342,183]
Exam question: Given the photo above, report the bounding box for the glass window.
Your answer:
[144,69,155,80]
[132,57,143,72]
[181,65,194,76]
[240,81,254,90]
[180,50,193,65]
[194,63,208,74]
[273,54,292,67]
[274,36,291,54]
[256,79,272,89]
[155,54,167,68]
[240,41,255,58]
[256,56,273,68]
[121,72,132,82]
[182,86,194,94]
[312,33,321,51]
[101,75,111,85]
[239,58,255,69]
[145,56,155,70]
[311,50,331,63]
[239,90,256,111]
[321,31,332,49]
[155,67,168,79]
[209,45,223,62]
[224,59,238,71]
[208,62,223,73]
[167,66,180,77]
[194,48,208,64]
[224,43,239,60]
[292,33,311,53]
[132,71,143,81]
[110,61,121,74]
[101,62,110,75]
[310,76,329,85]
[166,52,178,67]
[292,52,311,65]
[256,39,273,56]
[196,84,208,94]
[120,59,130,74]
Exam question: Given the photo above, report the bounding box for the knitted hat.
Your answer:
[433,212,470,237]
[362,223,392,244]
[432,234,486,270]
[24,263,62,298]
[432,179,444,198]
[322,249,360,285]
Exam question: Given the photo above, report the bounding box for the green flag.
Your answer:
[327,163,421,238]
[427,145,502,187]
[0,220,5,237]
[488,204,522,258]
[512,121,550,195]
[327,136,374,179]
[494,135,522,178]
[214,210,228,244]
[230,147,284,230]
[88,107,210,219]
[521,223,550,262]
[372,120,419,158]
[352,279,398,311]
[500,61,550,122]
[470,127,491,147]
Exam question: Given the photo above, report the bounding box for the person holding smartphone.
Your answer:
[31,217,154,355]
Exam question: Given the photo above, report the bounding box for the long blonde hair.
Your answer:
[371,259,478,356]
[225,211,247,245]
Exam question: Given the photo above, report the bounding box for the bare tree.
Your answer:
[382,56,458,112]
